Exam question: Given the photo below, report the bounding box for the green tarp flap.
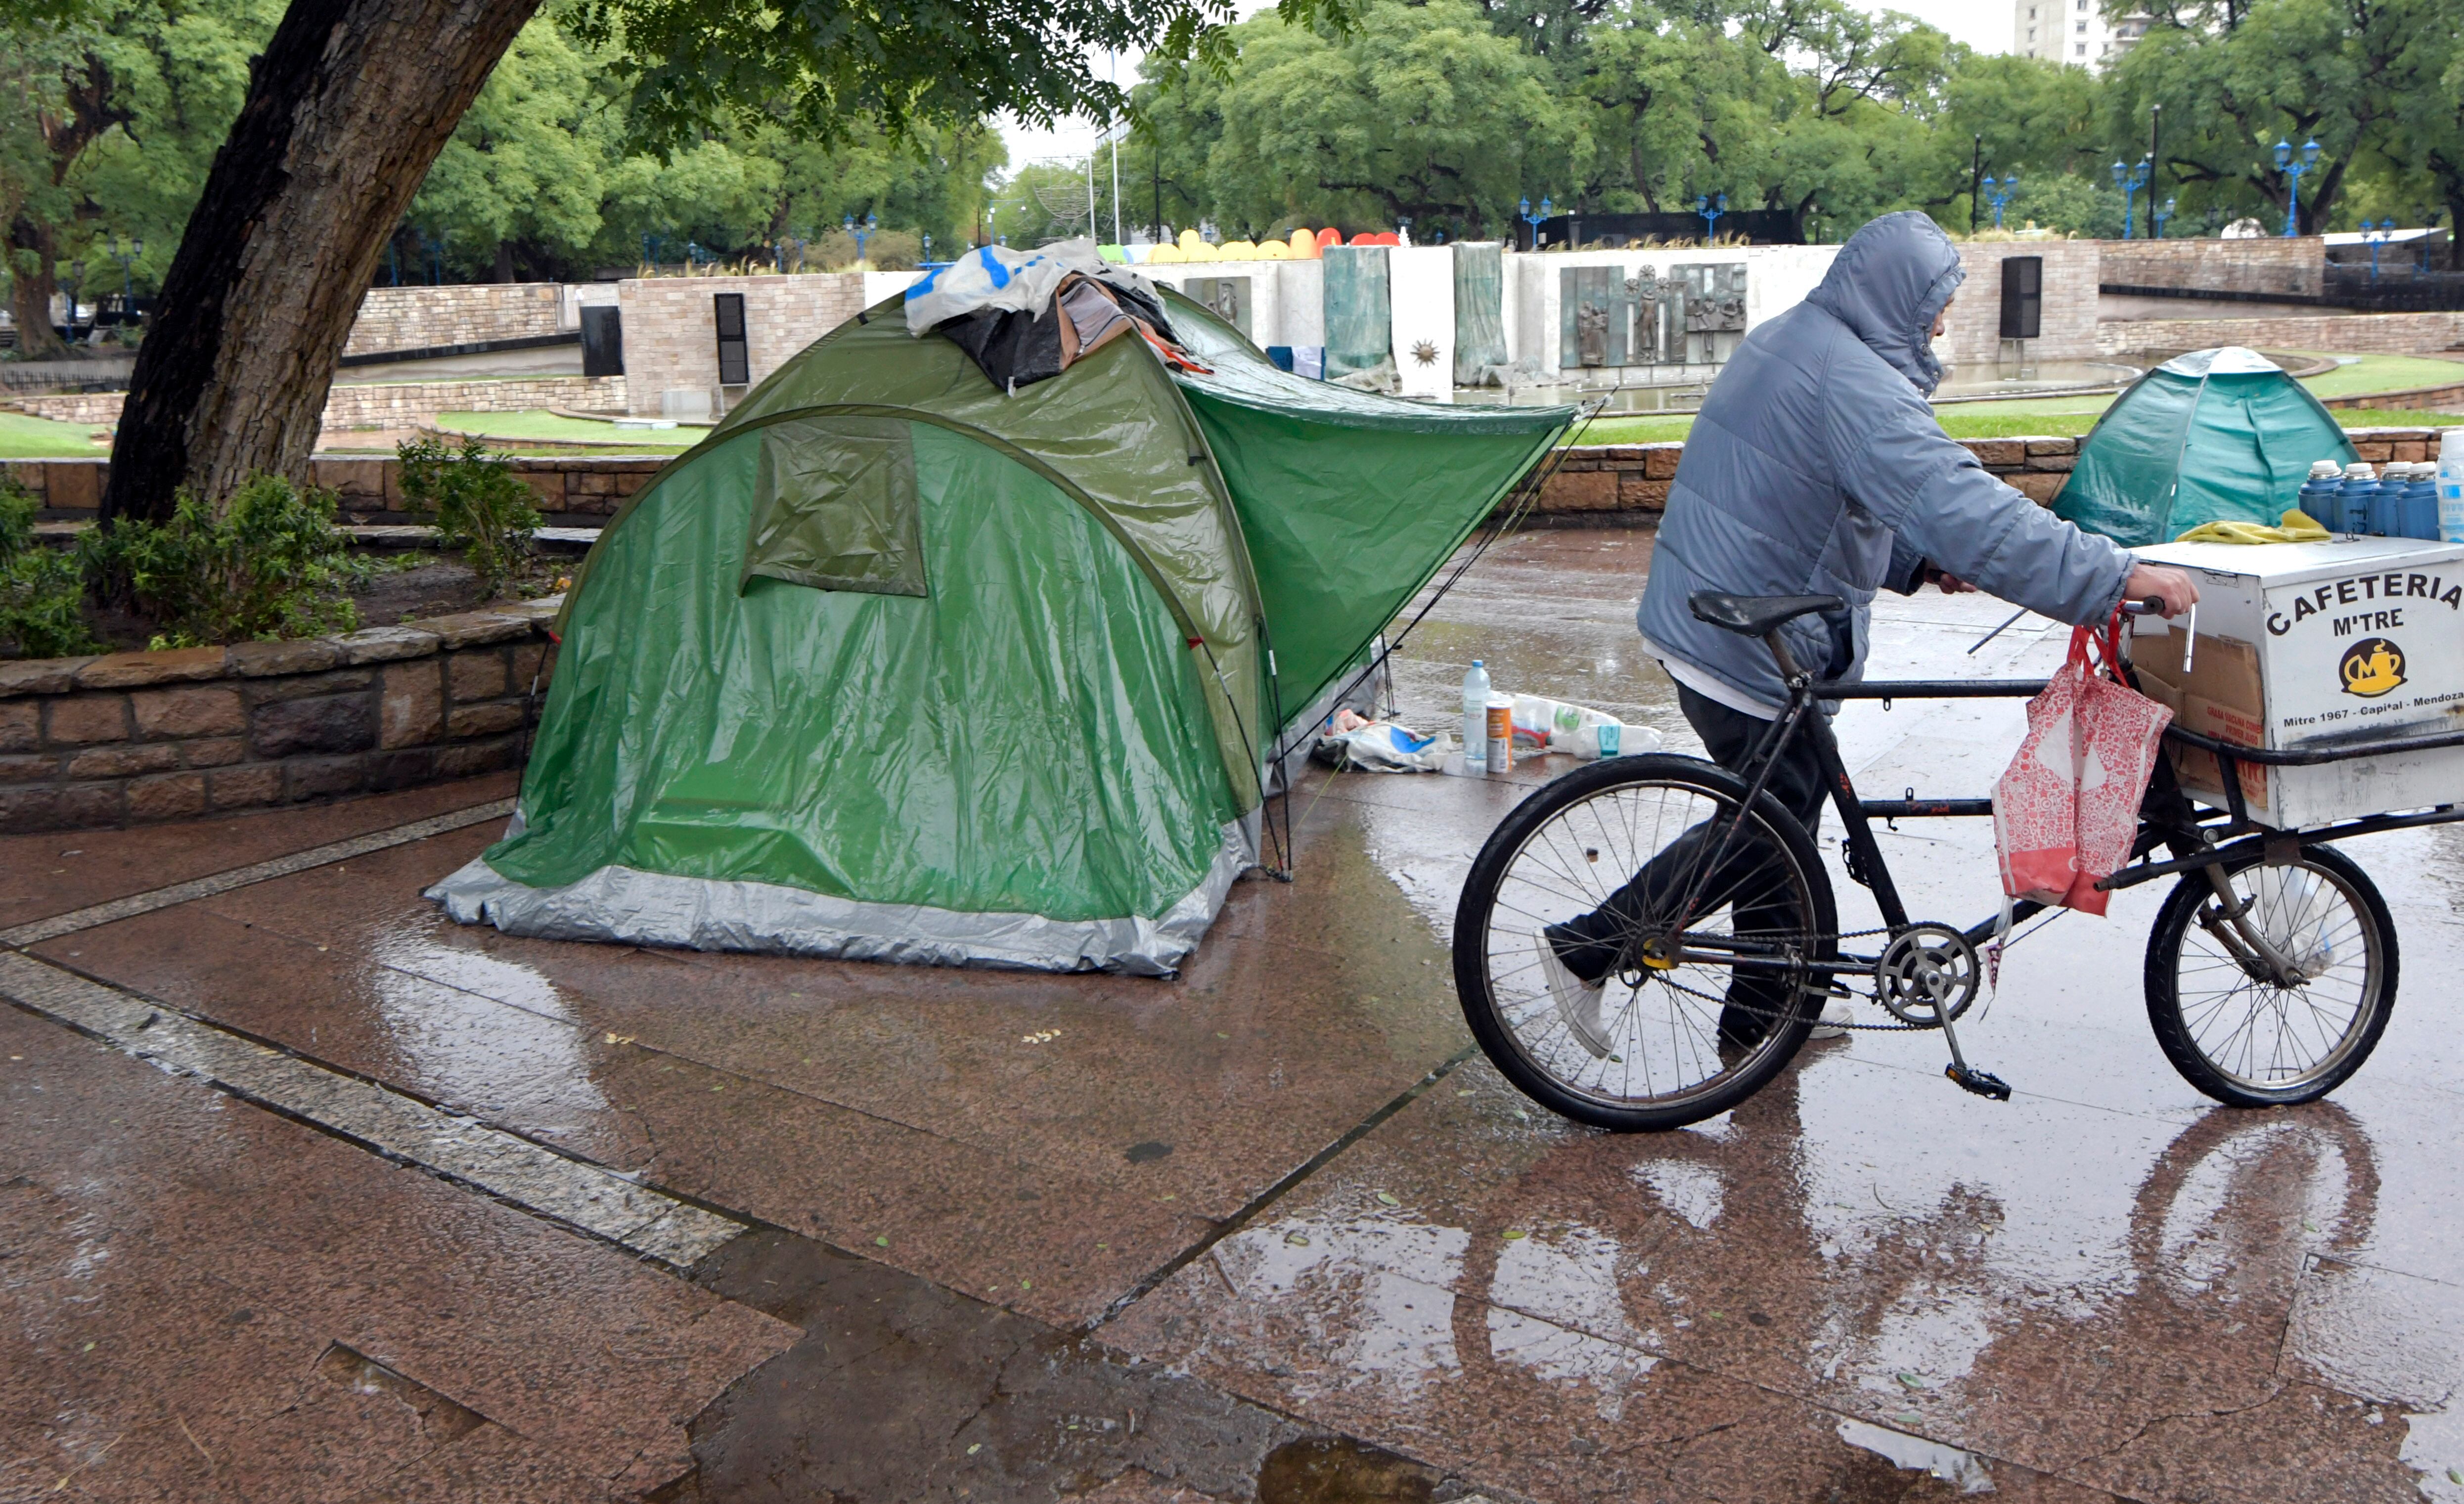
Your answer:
[494,421,1236,921]
[1323,245,1392,380]
[2056,347,2358,548]
[1453,243,1507,385]
[1165,291,1574,714]
[740,417,925,596]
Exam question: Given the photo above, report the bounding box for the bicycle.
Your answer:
[1453,589,2462,1131]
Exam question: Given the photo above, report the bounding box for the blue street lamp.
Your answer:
[844,213,878,265]
[2154,197,2176,239]
[2365,219,2396,278]
[2111,157,2150,239]
[107,234,142,313]
[1695,192,1727,242]
[921,232,932,262]
[1981,175,2018,231]
[2275,138,2321,237]
[1518,195,1553,251]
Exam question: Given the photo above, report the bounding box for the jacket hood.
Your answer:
[1804,212,1965,397]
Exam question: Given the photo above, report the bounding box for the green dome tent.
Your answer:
[2054,346,2357,548]
[429,286,1571,973]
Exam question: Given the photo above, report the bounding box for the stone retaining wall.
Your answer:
[2099,238,2324,300]
[8,375,628,433]
[0,599,561,833]
[616,273,868,414]
[1533,426,2452,515]
[2096,310,2464,357]
[9,455,668,520]
[344,283,565,357]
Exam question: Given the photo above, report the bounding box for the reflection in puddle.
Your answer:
[1487,1223,1656,1420]
[369,936,606,1129]
[1835,1419,1995,1494]
[1631,1160,1723,1229]
[1213,1216,1470,1398]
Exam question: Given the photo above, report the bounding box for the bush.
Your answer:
[397,436,540,600]
[0,476,101,659]
[89,475,362,647]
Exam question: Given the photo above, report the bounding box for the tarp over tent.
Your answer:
[428,271,1572,974]
[2054,346,2357,548]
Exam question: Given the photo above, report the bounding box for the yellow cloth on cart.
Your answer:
[2173,508,2331,545]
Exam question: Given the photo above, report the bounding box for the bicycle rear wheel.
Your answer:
[1452,754,1838,1131]
[2145,844,2395,1107]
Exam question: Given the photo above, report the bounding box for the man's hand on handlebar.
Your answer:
[2124,564,2199,619]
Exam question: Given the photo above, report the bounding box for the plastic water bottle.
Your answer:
[1462,660,1491,774]
[2297,460,2345,531]
[2338,462,2379,535]
[2441,430,2464,544]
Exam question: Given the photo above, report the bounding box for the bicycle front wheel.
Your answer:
[1452,753,1838,1131]
[2145,844,2396,1107]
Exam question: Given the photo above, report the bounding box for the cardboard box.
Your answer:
[2131,537,2464,828]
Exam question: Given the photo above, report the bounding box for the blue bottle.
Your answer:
[2401,464,2443,540]
[2339,463,2380,535]
[2297,461,2345,531]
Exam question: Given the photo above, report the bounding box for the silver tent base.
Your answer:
[425,819,1252,977]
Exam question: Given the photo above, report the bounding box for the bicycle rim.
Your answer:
[2155,850,2391,1103]
[1459,758,1835,1127]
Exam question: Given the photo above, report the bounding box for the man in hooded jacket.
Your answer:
[1538,212,2196,1056]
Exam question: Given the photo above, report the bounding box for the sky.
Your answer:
[996,0,2014,171]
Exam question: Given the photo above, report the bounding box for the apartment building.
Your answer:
[2013,0,2151,67]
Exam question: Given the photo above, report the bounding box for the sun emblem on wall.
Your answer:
[1410,339,1440,366]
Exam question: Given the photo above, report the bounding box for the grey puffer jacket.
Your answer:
[1636,211,2133,711]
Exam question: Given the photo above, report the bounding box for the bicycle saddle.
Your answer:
[1688,591,1847,637]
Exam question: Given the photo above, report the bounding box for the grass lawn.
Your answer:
[432,410,697,451]
[0,410,112,458]
[2291,352,2464,399]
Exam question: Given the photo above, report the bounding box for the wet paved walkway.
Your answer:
[3,527,2461,1501]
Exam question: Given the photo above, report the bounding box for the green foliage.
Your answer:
[88,475,361,647]
[396,436,540,600]
[0,475,99,659]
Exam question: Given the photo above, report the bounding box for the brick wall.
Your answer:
[1939,240,2102,368]
[2097,238,2324,299]
[344,283,565,356]
[2097,311,2464,357]
[616,274,868,414]
[9,454,668,520]
[0,601,560,832]
[9,375,628,432]
[1535,426,2451,516]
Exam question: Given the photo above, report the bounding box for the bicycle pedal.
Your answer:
[1945,1063,2013,1101]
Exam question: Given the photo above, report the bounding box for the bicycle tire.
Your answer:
[2144,844,2396,1107]
[1452,753,1838,1131]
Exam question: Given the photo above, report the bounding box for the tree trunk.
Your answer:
[493,239,515,282]
[5,223,70,363]
[101,0,542,526]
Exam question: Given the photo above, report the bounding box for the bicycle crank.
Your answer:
[1875,923,1980,1025]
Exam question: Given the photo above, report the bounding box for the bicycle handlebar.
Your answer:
[2118,597,2167,616]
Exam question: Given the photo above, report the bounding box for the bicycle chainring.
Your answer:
[1875,923,1981,1026]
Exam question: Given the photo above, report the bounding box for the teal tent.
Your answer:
[429,285,1571,974]
[2055,346,2357,547]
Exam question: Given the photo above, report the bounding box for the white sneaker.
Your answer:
[1536,928,1613,1059]
[1809,998,1854,1040]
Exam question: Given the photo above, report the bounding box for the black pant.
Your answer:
[1549,684,1830,1042]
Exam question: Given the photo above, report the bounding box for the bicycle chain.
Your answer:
[1621,923,1995,1034]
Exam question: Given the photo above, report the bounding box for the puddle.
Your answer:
[1835,1417,1995,1494]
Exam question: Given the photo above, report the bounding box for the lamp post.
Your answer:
[1396,216,1410,247]
[1981,175,2018,230]
[2147,103,2161,239]
[2111,157,2150,240]
[1969,133,1983,235]
[2154,197,2176,239]
[2275,138,2321,237]
[107,234,142,312]
[844,213,877,265]
[2365,219,2395,278]
[1517,195,1553,251]
[921,232,933,263]
[1695,192,1727,242]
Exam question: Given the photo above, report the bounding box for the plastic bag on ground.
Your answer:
[1993,619,2174,916]
[1313,710,1451,772]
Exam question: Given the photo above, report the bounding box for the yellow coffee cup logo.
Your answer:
[2339,637,2406,698]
